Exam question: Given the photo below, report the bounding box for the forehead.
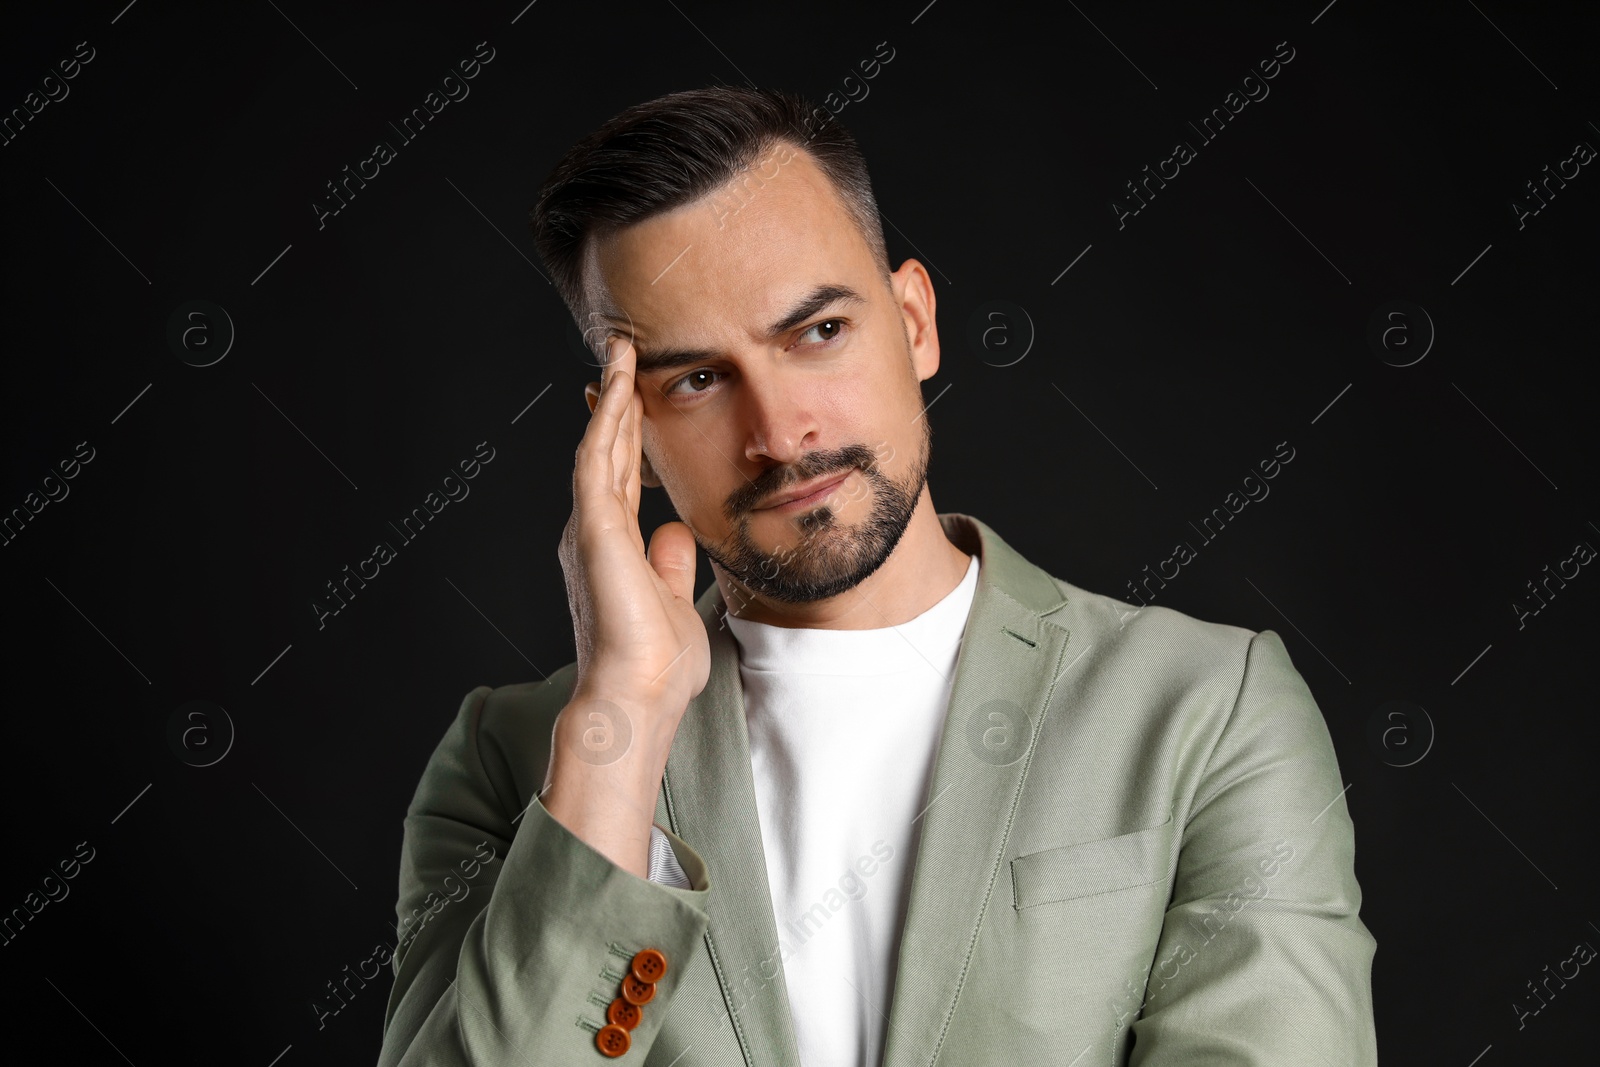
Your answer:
[580,148,876,341]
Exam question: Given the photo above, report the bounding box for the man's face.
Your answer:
[581,143,940,606]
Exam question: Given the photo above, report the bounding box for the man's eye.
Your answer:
[667,369,721,396]
[664,321,847,398]
[797,319,845,345]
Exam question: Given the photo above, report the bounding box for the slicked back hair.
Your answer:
[529,86,890,335]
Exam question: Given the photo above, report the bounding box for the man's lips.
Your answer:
[757,470,852,510]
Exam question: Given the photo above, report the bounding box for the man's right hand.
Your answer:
[543,334,711,876]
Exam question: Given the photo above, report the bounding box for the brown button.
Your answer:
[620,972,656,1006]
[596,1023,631,1057]
[631,947,668,984]
[607,997,643,1030]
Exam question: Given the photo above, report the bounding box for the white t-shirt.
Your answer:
[648,554,981,1067]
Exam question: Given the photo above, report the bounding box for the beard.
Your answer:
[694,410,933,605]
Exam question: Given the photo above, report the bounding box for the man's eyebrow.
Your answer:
[766,283,866,336]
[631,283,867,378]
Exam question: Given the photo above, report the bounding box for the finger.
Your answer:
[624,386,645,549]
[614,344,646,552]
[628,371,644,485]
[608,338,639,499]
[648,522,698,605]
[633,379,644,484]
[603,331,636,389]
[577,361,632,508]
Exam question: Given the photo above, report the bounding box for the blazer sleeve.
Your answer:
[377,685,713,1066]
[1128,629,1378,1065]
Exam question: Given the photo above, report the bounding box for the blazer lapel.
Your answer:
[659,512,1072,1067]
[878,514,1073,1067]
[661,574,806,1065]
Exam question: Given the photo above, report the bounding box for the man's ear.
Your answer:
[583,381,662,488]
[890,259,939,384]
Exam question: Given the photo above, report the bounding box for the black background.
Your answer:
[3,0,1597,1063]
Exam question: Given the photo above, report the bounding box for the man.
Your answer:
[377,87,1377,1066]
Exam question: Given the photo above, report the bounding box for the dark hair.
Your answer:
[529,86,890,330]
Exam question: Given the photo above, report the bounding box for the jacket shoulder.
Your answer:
[1048,576,1256,666]
[1037,575,1274,749]
[477,661,581,732]
[442,662,581,823]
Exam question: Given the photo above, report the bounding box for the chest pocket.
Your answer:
[1010,812,1176,910]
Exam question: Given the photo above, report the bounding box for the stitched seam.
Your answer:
[576,964,627,1031]
[704,931,754,1065]
[475,688,615,1040]
[465,685,521,825]
[664,765,756,1066]
[1015,873,1167,910]
[926,626,1072,1065]
[1185,630,1257,831]
[1010,818,1175,909]
[1014,815,1173,861]
[989,582,1072,637]
[1000,626,1037,647]
[1044,574,1075,614]
[455,685,519,1053]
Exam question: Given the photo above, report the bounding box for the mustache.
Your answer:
[730,443,888,517]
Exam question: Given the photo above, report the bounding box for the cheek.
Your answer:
[642,424,675,480]
[849,372,915,455]
[647,425,717,499]
[637,407,666,456]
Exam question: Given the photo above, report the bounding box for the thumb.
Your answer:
[647,521,698,604]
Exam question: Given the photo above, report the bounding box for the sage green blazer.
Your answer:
[378,512,1377,1066]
